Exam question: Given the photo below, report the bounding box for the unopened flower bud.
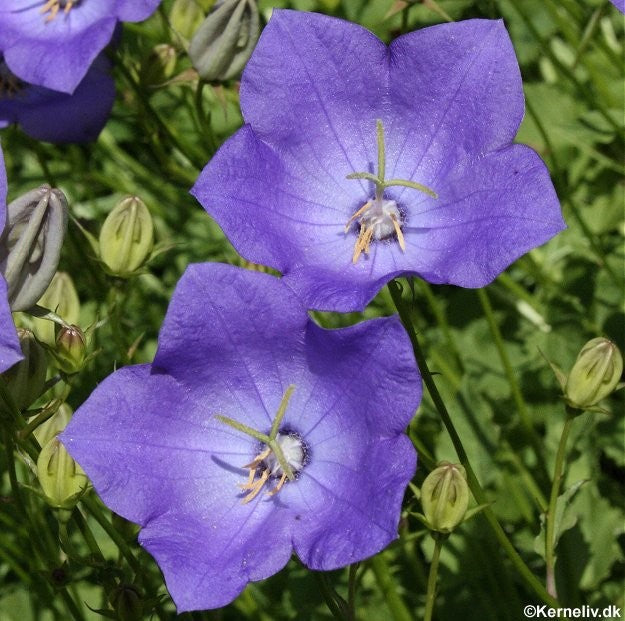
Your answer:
[0,185,68,311]
[32,272,80,346]
[1,329,47,410]
[34,402,72,448]
[140,44,178,87]
[55,325,86,374]
[37,434,88,521]
[189,0,260,81]
[565,338,623,409]
[421,462,469,534]
[110,584,144,621]
[99,196,153,277]
[170,0,215,44]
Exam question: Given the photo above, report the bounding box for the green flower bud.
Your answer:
[110,584,144,621]
[55,325,86,374]
[0,185,68,311]
[32,272,80,347]
[565,338,623,409]
[140,44,178,87]
[421,462,469,534]
[189,0,260,81]
[170,0,216,45]
[1,329,47,410]
[37,434,88,522]
[99,196,154,277]
[34,402,72,448]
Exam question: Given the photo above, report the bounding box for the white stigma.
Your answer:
[263,433,304,477]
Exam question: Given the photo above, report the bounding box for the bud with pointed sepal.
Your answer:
[140,44,178,87]
[1,328,47,410]
[565,338,623,410]
[32,272,80,347]
[99,196,154,278]
[189,0,260,81]
[55,325,86,374]
[37,433,88,522]
[0,185,68,311]
[421,462,469,534]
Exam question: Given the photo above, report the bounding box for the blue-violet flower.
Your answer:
[60,263,421,611]
[0,53,114,143]
[610,0,624,13]
[0,0,161,94]
[0,145,21,373]
[192,11,566,312]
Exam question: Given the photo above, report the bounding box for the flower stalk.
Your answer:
[424,535,444,621]
[387,279,559,608]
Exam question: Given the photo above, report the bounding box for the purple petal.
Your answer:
[0,147,21,372]
[193,12,564,312]
[0,1,159,94]
[62,264,420,611]
[0,55,115,143]
[610,0,624,13]
[386,20,524,183]
[0,275,21,373]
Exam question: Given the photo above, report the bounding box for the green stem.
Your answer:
[423,536,444,621]
[347,563,359,621]
[387,281,558,608]
[544,414,574,599]
[81,494,143,577]
[369,554,413,621]
[315,573,347,621]
[476,288,548,476]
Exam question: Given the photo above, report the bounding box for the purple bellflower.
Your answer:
[0,0,161,94]
[0,53,115,143]
[0,145,22,373]
[60,263,421,611]
[192,12,566,312]
[610,0,624,13]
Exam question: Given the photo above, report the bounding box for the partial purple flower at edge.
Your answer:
[0,145,22,373]
[610,0,625,14]
[60,262,421,612]
[0,0,161,94]
[0,54,115,143]
[192,12,566,312]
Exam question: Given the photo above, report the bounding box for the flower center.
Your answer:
[239,432,305,504]
[216,385,307,504]
[40,0,80,22]
[345,120,437,263]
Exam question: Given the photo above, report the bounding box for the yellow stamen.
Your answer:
[344,201,372,233]
[238,467,258,490]
[266,472,288,497]
[241,469,269,504]
[242,446,271,470]
[391,214,406,251]
[40,0,74,22]
[352,225,374,263]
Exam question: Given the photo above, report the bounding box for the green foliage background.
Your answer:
[1,0,623,619]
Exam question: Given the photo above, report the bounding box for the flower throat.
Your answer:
[345,120,438,263]
[216,385,307,504]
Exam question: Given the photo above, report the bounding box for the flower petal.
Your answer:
[240,9,386,172]
[139,505,293,611]
[0,275,21,373]
[293,435,416,569]
[0,55,115,143]
[395,144,566,287]
[386,19,525,185]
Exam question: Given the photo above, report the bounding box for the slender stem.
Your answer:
[424,536,444,621]
[347,563,359,621]
[388,281,558,608]
[476,288,548,476]
[315,573,346,621]
[369,554,413,621]
[544,414,574,599]
[81,494,143,577]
